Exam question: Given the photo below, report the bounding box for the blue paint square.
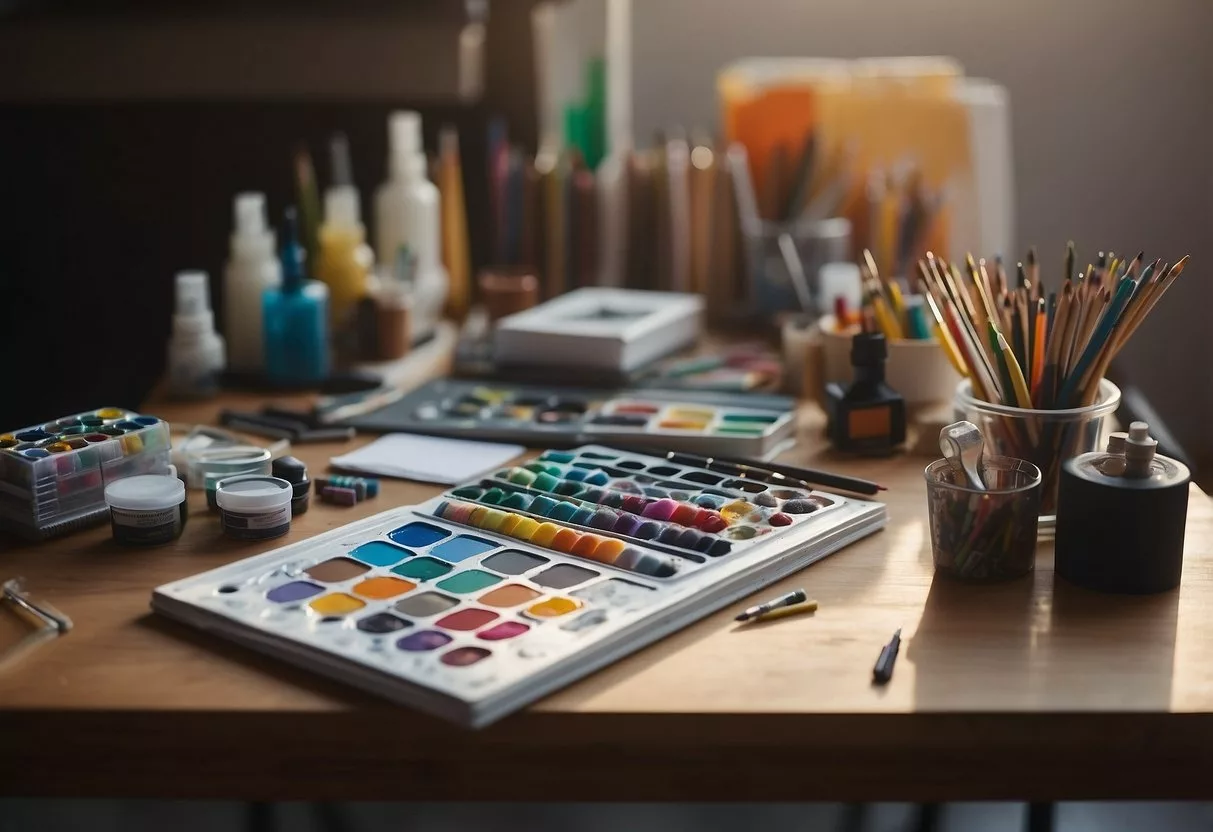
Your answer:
[387,522,450,548]
[350,540,413,567]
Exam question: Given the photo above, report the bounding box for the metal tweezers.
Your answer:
[0,577,72,673]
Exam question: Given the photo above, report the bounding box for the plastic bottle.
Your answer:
[223,193,282,373]
[167,271,226,399]
[316,134,372,333]
[374,111,448,342]
[263,208,330,385]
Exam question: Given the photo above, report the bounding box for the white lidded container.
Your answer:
[105,474,188,546]
[215,475,293,541]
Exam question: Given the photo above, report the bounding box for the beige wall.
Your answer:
[631,0,1213,460]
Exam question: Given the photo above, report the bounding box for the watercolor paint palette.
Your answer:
[0,407,170,540]
[444,446,840,571]
[338,379,797,458]
[152,445,886,727]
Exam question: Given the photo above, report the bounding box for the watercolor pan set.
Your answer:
[0,408,170,540]
[445,446,841,569]
[338,379,797,458]
[152,445,886,727]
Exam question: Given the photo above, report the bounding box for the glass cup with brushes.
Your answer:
[924,421,1042,582]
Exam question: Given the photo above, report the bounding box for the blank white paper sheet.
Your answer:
[329,434,526,486]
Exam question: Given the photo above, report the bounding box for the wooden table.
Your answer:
[4,393,1213,802]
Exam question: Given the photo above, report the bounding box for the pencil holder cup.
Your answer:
[925,456,1042,582]
[953,379,1120,531]
[818,314,961,405]
[742,217,850,320]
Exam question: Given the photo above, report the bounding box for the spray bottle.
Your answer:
[167,271,226,399]
[223,193,281,373]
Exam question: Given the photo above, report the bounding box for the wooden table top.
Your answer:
[4,391,1213,802]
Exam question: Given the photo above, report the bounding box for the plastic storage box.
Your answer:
[0,407,171,540]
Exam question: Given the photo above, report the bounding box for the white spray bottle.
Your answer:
[223,193,282,372]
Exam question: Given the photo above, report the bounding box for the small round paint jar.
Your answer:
[215,475,293,541]
[105,474,188,546]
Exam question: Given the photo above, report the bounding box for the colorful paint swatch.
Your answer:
[388,522,450,548]
[436,608,499,631]
[350,540,413,567]
[352,576,416,600]
[477,620,530,640]
[526,597,582,618]
[436,569,501,594]
[265,581,324,603]
[430,535,497,563]
[356,612,412,634]
[305,558,370,583]
[481,550,548,574]
[478,584,542,608]
[394,591,459,618]
[397,630,452,651]
[532,564,598,590]
[309,593,366,616]
[391,556,453,582]
[441,646,492,667]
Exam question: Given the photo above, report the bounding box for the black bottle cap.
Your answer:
[850,332,888,366]
[272,455,309,484]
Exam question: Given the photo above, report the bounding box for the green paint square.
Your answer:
[392,557,452,581]
[436,569,502,594]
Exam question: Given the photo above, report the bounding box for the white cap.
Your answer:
[175,271,212,316]
[388,111,427,179]
[105,474,185,511]
[215,474,293,513]
[234,192,267,236]
[390,111,422,155]
[324,185,361,228]
[1124,421,1158,478]
[172,271,219,338]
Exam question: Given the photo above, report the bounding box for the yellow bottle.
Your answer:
[315,186,372,332]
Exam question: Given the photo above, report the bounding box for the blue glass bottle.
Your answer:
[264,207,330,385]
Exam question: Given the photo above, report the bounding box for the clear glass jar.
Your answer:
[953,378,1121,531]
[925,456,1042,581]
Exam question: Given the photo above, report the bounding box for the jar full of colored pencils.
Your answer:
[925,439,1042,583]
[917,244,1188,529]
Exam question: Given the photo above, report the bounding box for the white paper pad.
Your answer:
[329,434,525,485]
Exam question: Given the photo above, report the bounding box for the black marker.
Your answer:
[872,628,901,685]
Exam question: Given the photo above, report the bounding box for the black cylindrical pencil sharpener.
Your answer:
[1055,422,1189,594]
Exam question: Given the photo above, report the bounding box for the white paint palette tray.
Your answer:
[152,445,887,727]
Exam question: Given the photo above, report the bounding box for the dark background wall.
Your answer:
[0,0,541,429]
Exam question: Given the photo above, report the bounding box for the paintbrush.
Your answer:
[611,445,885,496]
